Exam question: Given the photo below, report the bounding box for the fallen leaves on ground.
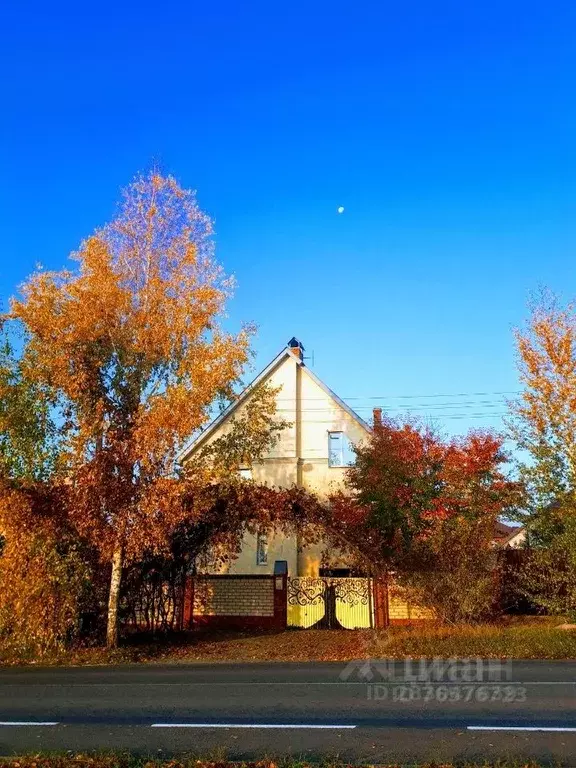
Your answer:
[0,757,544,768]
[2,618,576,667]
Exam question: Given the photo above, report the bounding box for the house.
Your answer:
[178,337,522,630]
[179,337,371,578]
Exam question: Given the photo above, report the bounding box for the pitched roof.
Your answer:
[178,340,371,463]
[493,520,516,539]
[500,525,525,546]
[493,520,525,546]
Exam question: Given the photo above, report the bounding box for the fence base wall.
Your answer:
[192,614,284,630]
[189,574,287,631]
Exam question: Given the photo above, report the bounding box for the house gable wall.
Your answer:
[184,346,370,576]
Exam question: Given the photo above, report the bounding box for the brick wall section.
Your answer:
[188,574,286,630]
[388,584,435,623]
[194,577,275,617]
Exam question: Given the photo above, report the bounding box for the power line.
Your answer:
[274,413,508,423]
[274,401,508,413]
[273,390,520,401]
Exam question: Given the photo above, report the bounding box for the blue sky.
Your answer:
[1,0,575,442]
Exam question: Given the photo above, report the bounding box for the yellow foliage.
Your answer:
[9,172,255,645]
[0,483,89,657]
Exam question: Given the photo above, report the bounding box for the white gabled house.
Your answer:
[179,337,371,577]
[177,338,525,630]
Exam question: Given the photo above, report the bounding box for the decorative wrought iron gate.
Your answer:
[287,577,374,629]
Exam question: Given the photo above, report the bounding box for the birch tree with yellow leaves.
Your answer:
[512,294,576,616]
[10,172,256,647]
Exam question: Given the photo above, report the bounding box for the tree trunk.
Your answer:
[106,539,124,648]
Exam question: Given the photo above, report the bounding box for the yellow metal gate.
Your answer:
[287,577,373,629]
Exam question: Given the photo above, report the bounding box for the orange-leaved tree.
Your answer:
[512,294,576,531]
[0,480,92,656]
[511,294,576,616]
[11,172,253,647]
[327,417,521,622]
[0,321,88,656]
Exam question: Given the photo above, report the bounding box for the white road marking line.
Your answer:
[468,726,576,732]
[151,723,356,729]
[0,722,58,726]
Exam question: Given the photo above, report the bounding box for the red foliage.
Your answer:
[326,417,521,572]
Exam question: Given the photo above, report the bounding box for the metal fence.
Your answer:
[287,576,374,629]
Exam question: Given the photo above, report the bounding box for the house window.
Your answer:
[238,467,252,480]
[256,530,268,565]
[328,431,354,467]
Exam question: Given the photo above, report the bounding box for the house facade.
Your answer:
[180,337,370,578]
[177,337,524,630]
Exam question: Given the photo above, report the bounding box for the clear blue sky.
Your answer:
[1,0,575,441]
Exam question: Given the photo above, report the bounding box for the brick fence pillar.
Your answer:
[373,576,389,629]
[273,573,288,629]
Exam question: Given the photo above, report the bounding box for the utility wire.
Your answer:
[273,401,509,413]
[274,413,509,423]
[273,390,520,401]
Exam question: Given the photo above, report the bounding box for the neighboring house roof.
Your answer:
[178,338,371,463]
[493,521,525,547]
[494,521,516,540]
[500,526,526,547]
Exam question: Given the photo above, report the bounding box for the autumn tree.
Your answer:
[512,296,576,531]
[0,481,92,657]
[121,480,317,633]
[511,295,576,616]
[399,432,521,622]
[328,418,520,622]
[0,321,59,482]
[10,172,263,647]
[0,321,88,656]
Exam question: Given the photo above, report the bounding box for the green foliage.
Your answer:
[510,413,575,545]
[510,298,576,614]
[0,323,87,657]
[188,383,291,477]
[398,517,501,624]
[0,322,59,482]
[515,515,576,618]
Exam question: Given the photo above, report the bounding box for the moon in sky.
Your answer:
[337,206,345,214]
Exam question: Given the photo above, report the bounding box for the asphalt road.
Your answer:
[0,661,575,764]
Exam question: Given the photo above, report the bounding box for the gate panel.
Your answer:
[287,577,326,628]
[334,578,372,629]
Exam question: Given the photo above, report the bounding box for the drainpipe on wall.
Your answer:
[288,338,305,575]
[296,360,303,489]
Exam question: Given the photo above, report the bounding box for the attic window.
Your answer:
[328,432,354,467]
